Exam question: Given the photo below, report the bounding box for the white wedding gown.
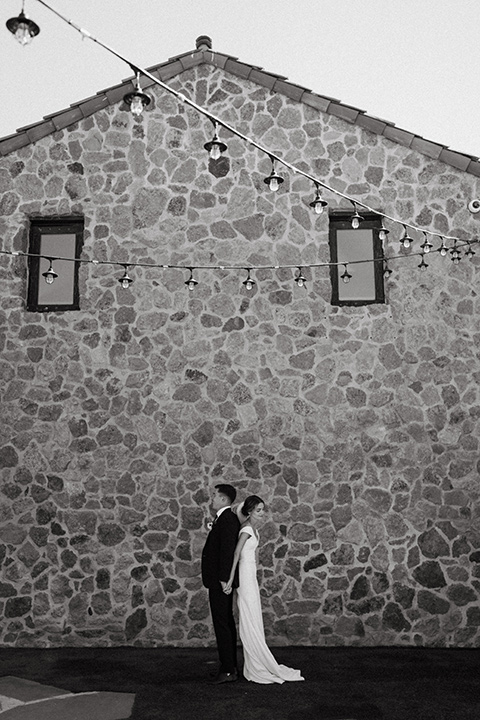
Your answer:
[237,525,304,684]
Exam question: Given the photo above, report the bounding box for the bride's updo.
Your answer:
[241,495,265,517]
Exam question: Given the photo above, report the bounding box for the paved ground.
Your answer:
[1,646,479,720]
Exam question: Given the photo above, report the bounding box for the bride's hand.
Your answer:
[223,580,233,594]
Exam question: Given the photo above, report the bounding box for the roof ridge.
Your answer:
[1,43,479,177]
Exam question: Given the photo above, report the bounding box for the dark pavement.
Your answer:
[0,645,479,720]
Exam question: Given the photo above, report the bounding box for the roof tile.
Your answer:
[77,95,110,117]
[0,133,30,155]
[465,160,480,177]
[272,79,308,102]
[356,114,388,134]
[328,103,361,124]
[51,107,85,131]
[0,42,479,180]
[179,52,202,71]
[301,93,331,113]
[410,137,444,159]
[26,121,57,143]
[224,59,253,80]
[383,126,415,148]
[248,69,278,90]
[438,149,471,171]
[105,85,132,104]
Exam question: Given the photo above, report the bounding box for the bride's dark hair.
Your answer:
[241,495,265,517]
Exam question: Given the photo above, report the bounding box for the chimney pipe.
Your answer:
[196,35,212,51]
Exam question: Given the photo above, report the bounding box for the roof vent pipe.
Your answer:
[196,35,212,50]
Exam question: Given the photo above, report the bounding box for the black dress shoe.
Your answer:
[209,670,238,684]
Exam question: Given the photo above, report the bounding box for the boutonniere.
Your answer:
[207,521,213,531]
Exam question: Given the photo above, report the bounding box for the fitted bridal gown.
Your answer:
[237,525,304,684]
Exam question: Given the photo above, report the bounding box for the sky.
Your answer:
[1,0,480,157]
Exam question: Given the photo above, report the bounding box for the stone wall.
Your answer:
[1,64,480,648]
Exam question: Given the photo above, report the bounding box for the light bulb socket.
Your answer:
[295,268,307,287]
[42,261,58,284]
[185,269,198,290]
[204,133,227,159]
[118,267,133,288]
[242,270,255,290]
[6,10,40,44]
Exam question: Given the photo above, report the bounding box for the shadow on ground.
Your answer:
[1,646,479,720]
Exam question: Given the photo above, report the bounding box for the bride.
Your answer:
[224,495,304,684]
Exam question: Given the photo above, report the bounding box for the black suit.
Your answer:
[201,508,240,673]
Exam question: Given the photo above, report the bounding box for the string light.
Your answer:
[118,265,133,288]
[341,264,352,283]
[383,260,393,278]
[379,219,390,242]
[400,226,414,249]
[350,203,363,230]
[123,71,151,116]
[185,268,198,290]
[438,237,448,256]
[242,268,255,290]
[6,2,40,45]
[309,184,328,215]
[295,267,307,287]
[450,241,461,264]
[465,241,476,258]
[41,258,58,284]
[263,156,284,192]
[204,121,227,160]
[420,232,433,254]
[418,254,429,271]
[4,1,480,285]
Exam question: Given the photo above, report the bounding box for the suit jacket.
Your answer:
[201,508,240,589]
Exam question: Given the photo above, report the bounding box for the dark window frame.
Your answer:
[329,211,385,306]
[27,216,84,312]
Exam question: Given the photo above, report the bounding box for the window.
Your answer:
[329,211,385,306]
[27,217,84,312]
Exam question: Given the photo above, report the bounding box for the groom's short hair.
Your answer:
[215,484,236,504]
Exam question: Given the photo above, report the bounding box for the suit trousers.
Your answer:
[208,584,237,673]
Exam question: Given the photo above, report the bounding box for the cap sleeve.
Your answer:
[239,525,254,538]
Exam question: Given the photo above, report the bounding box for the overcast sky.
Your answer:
[1,0,480,157]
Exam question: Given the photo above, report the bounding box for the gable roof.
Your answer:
[1,36,480,179]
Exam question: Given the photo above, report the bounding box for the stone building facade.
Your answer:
[1,39,480,649]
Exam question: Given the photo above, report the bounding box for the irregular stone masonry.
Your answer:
[0,63,480,648]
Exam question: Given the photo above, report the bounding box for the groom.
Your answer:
[201,483,240,684]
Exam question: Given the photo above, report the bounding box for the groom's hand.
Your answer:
[221,581,231,594]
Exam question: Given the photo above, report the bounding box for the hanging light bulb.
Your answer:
[450,242,461,264]
[350,203,363,229]
[341,264,352,283]
[295,267,307,287]
[418,254,429,271]
[242,268,255,291]
[6,3,40,45]
[204,121,227,160]
[118,265,133,289]
[263,156,284,192]
[378,219,390,242]
[42,259,58,285]
[401,225,414,249]
[420,232,433,254]
[465,241,476,258]
[123,71,151,116]
[185,268,198,291]
[309,184,328,215]
[383,260,392,278]
[438,237,448,256]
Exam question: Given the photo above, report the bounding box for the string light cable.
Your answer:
[2,240,477,291]
[3,0,480,286]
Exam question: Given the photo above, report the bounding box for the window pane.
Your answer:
[336,228,376,301]
[37,233,76,305]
